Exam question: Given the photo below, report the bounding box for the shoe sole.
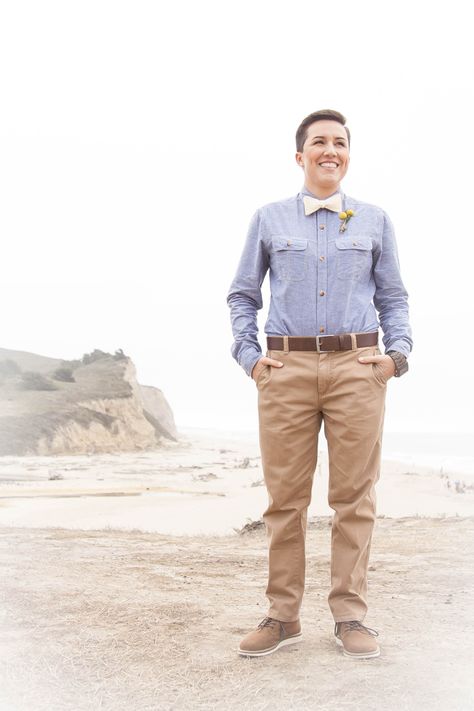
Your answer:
[238,632,303,657]
[335,637,380,658]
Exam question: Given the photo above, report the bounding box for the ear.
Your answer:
[295,152,304,168]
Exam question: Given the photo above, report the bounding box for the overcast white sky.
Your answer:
[1,0,473,434]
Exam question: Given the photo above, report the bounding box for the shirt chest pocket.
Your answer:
[335,236,373,281]
[270,236,309,282]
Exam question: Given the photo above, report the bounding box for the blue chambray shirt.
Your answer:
[226,184,413,377]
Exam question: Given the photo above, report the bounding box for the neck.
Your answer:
[304,181,340,200]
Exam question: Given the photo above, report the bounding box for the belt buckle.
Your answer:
[316,335,323,353]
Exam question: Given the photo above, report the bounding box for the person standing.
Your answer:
[226,109,412,659]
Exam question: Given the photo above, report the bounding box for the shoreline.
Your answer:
[0,428,473,536]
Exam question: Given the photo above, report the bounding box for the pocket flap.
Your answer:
[271,236,308,252]
[335,236,372,251]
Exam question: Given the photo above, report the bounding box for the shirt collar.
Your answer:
[299,184,345,201]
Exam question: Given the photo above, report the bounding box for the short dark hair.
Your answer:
[295,109,350,152]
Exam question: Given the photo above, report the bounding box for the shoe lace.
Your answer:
[257,616,280,630]
[335,620,379,637]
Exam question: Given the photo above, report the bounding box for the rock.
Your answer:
[193,473,218,482]
[139,384,177,441]
[236,518,265,534]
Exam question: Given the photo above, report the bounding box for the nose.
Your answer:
[323,144,337,156]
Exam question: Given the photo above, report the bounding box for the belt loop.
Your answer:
[283,335,289,354]
[350,333,357,350]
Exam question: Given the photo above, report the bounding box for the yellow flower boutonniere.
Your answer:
[339,209,355,233]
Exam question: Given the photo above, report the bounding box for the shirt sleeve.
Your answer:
[226,209,270,376]
[373,211,413,358]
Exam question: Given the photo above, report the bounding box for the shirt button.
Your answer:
[319,256,325,261]
[319,225,325,230]
[319,290,325,296]
[319,327,325,333]
[287,240,292,246]
[352,241,358,246]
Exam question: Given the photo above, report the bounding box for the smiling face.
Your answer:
[295,119,350,198]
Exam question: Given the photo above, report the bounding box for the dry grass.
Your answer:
[1,517,474,710]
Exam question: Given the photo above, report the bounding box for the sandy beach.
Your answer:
[1,428,474,710]
[1,427,473,535]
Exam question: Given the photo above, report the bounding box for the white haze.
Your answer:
[1,0,473,435]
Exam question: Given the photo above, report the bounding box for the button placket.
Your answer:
[316,211,328,336]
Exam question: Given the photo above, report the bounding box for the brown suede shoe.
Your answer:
[334,620,380,658]
[238,616,302,657]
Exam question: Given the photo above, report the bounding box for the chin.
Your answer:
[315,176,338,186]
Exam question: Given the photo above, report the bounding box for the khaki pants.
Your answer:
[255,335,387,623]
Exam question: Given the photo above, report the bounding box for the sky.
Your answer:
[1,0,473,434]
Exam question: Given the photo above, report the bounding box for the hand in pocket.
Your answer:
[251,357,284,382]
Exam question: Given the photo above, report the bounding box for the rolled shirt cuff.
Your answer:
[384,343,410,359]
[241,350,264,378]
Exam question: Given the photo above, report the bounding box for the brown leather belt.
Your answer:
[267,332,378,352]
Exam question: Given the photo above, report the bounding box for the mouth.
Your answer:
[318,162,339,168]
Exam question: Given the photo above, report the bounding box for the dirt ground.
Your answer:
[1,516,473,711]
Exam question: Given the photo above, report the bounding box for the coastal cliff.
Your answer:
[0,347,177,456]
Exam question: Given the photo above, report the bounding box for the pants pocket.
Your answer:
[371,362,387,386]
[255,364,271,388]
